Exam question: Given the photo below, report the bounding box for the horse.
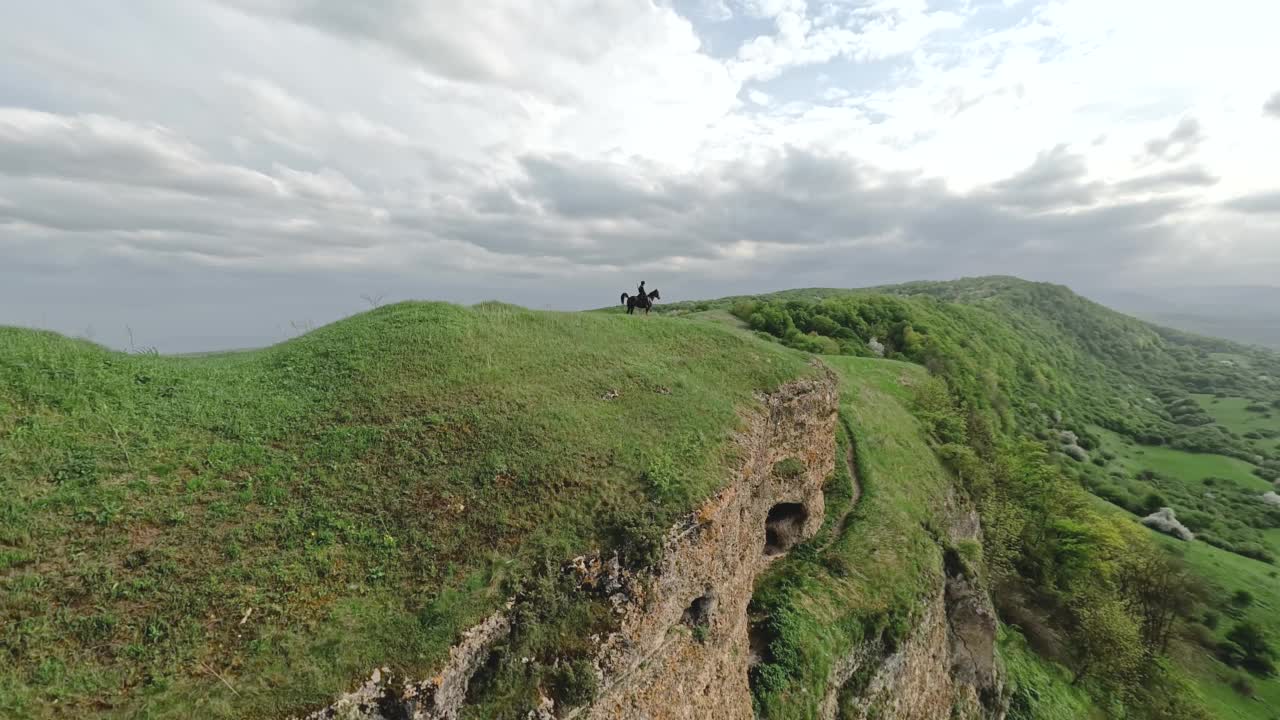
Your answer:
[621,289,661,315]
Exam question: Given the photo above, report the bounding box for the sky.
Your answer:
[2,0,1279,352]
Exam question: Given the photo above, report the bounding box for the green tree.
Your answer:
[1071,596,1144,688]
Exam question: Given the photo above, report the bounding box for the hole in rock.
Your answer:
[748,624,775,668]
[764,503,808,556]
[943,547,966,579]
[683,591,717,631]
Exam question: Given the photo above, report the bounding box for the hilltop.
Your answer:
[0,303,815,717]
[2,278,1279,720]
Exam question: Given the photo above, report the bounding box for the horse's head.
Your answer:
[649,289,661,300]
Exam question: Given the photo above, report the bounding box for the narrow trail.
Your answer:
[816,421,862,555]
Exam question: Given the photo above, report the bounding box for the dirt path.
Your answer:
[816,422,861,555]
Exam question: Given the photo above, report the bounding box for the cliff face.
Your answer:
[301,372,1005,720]
[580,373,839,719]
[823,506,1005,720]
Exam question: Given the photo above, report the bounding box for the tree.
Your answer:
[1117,545,1200,653]
[749,305,795,338]
[1071,595,1144,688]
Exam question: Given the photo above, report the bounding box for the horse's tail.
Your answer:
[620,293,628,305]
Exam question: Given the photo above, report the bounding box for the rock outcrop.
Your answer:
[296,371,1007,720]
[820,507,1006,720]
[297,372,839,720]
[579,372,838,719]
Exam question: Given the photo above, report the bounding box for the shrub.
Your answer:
[1225,621,1277,677]
[730,300,759,321]
[643,451,680,501]
[1229,673,1256,698]
[1141,492,1168,515]
[772,457,806,480]
[1062,444,1089,462]
[548,658,598,707]
[602,511,665,571]
[1184,622,1216,649]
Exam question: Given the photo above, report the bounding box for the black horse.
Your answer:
[621,289,661,315]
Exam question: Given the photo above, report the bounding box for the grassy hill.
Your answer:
[0,302,815,718]
[5,278,1279,719]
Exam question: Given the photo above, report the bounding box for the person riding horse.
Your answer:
[621,282,660,315]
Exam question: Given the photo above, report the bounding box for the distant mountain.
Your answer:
[1084,285,1280,349]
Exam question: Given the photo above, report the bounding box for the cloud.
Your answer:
[699,0,733,22]
[435,146,1197,277]
[1225,191,1280,214]
[1144,117,1204,162]
[988,145,1099,209]
[213,0,718,104]
[0,109,280,199]
[1266,92,1280,118]
[2,0,1280,352]
[1114,167,1218,194]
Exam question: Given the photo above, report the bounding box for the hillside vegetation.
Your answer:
[0,302,813,718]
[5,277,1279,720]
[662,276,1280,718]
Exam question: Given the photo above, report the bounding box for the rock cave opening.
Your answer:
[764,502,809,556]
[683,591,717,631]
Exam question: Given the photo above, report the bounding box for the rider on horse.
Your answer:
[622,281,658,314]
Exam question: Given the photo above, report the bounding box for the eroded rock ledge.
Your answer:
[297,372,838,720]
[820,505,1007,720]
[579,372,839,719]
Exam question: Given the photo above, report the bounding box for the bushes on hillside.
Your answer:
[911,378,1210,716]
[1217,621,1277,677]
[706,290,1270,464]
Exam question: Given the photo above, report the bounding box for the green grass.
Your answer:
[8,277,1279,720]
[0,302,814,719]
[1001,627,1101,720]
[1095,427,1271,493]
[1086,427,1280,563]
[748,356,955,717]
[1195,394,1280,456]
[1154,534,1280,719]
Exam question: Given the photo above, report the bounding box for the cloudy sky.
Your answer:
[3,0,1279,351]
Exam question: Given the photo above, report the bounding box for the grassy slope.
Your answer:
[1000,627,1100,720]
[7,278,1276,719]
[1089,426,1280,548]
[1163,538,1280,719]
[1195,394,1280,462]
[0,302,814,719]
[746,352,1109,720]
[748,356,955,717]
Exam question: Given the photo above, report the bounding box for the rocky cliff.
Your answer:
[579,372,839,719]
[300,371,1005,720]
[821,504,1005,720]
